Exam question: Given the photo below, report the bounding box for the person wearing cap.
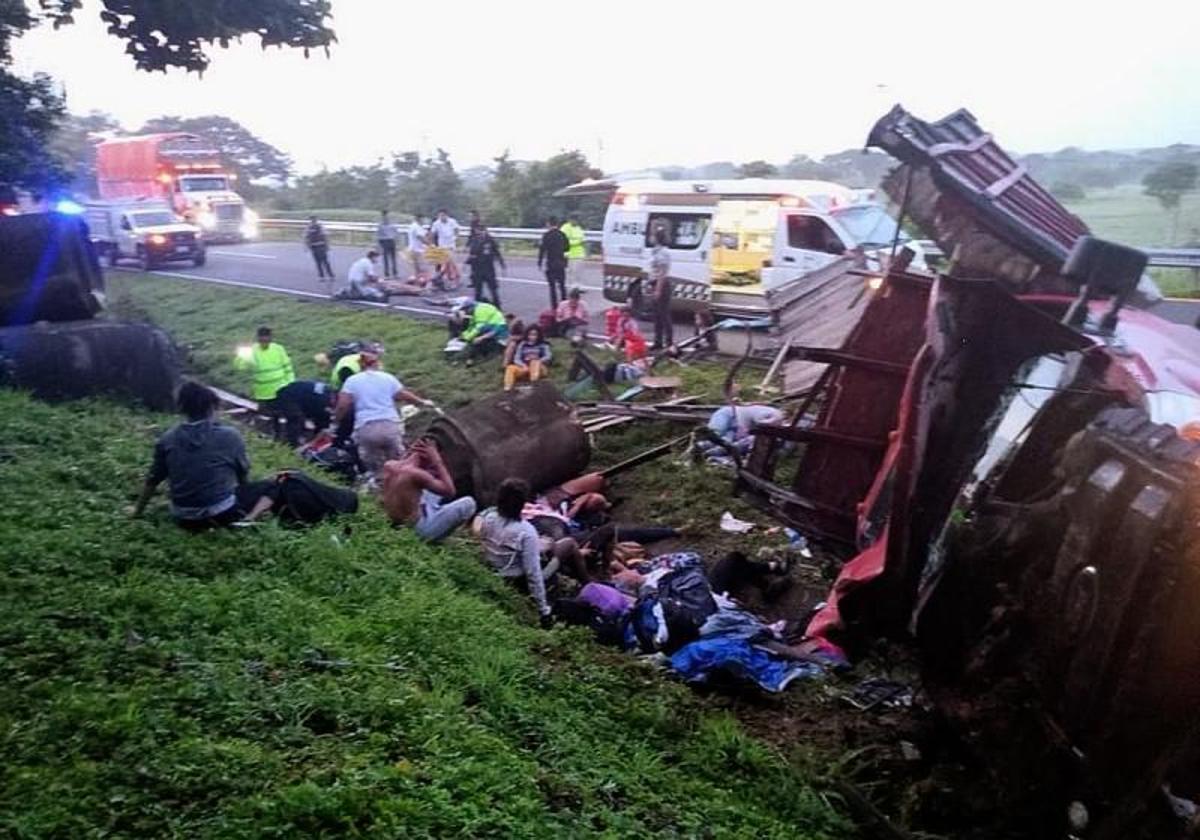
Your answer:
[561,215,586,288]
[233,326,295,439]
[553,286,590,339]
[334,351,432,477]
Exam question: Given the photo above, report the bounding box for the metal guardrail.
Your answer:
[263,220,1199,269]
[1143,248,1200,270]
[260,218,602,245]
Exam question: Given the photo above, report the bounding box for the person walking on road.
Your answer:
[648,228,674,350]
[561,215,586,288]
[467,224,506,307]
[305,216,334,282]
[538,217,569,309]
[233,325,296,440]
[377,210,400,278]
[429,209,461,287]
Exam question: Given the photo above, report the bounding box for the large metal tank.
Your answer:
[0,319,181,411]
[424,381,590,506]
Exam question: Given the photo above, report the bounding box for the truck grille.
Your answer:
[213,203,243,222]
[170,231,195,245]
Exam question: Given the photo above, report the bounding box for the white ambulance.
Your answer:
[562,178,918,311]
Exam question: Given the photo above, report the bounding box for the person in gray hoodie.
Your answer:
[131,382,269,529]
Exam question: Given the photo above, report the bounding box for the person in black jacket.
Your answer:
[538,217,569,308]
[467,225,506,306]
[305,216,334,281]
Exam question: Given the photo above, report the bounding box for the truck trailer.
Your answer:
[94,133,257,242]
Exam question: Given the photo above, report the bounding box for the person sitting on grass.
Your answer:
[553,286,590,339]
[130,381,273,530]
[453,299,509,364]
[380,438,477,542]
[504,324,552,391]
[473,478,591,627]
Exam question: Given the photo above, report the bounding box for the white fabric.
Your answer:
[429,217,459,248]
[348,256,379,286]
[407,222,427,253]
[342,369,403,430]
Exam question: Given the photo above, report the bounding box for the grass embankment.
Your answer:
[0,276,848,837]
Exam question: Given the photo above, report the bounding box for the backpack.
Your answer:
[328,340,366,366]
[272,470,358,526]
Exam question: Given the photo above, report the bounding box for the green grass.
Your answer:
[0,276,847,837]
[1062,184,1200,248]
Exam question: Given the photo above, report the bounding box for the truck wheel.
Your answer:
[193,250,207,267]
[137,246,153,272]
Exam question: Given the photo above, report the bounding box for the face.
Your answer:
[527,328,541,343]
[438,212,448,221]
[258,333,271,347]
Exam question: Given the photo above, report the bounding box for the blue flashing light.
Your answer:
[55,199,85,215]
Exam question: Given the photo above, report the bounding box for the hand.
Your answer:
[539,613,555,630]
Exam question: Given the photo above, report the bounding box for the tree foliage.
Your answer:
[1143,160,1199,211]
[484,150,603,227]
[0,70,67,190]
[737,160,778,178]
[138,114,293,183]
[47,109,120,193]
[36,0,336,73]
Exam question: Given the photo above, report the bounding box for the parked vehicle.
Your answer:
[85,199,205,269]
[559,177,922,313]
[94,133,257,242]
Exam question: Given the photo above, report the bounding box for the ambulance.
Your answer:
[560,178,920,312]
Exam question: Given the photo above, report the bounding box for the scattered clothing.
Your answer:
[669,637,824,693]
[719,511,756,533]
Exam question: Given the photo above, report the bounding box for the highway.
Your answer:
[132,240,613,331]
[127,239,1200,331]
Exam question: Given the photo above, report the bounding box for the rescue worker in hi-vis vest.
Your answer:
[233,325,295,439]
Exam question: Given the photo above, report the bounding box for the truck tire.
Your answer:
[193,250,207,268]
[137,246,153,272]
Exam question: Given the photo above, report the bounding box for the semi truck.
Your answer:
[94,133,258,242]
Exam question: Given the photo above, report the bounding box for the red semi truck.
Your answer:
[94,133,257,241]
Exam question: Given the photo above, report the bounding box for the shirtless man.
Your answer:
[380,439,477,542]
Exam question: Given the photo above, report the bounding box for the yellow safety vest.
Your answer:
[236,342,295,400]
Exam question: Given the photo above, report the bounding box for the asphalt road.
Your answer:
[131,240,613,331]
[128,239,1200,330]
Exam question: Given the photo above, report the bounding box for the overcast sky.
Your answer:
[12,0,1200,175]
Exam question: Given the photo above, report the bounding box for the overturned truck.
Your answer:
[737,107,1200,835]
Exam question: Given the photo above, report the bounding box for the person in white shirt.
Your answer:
[333,351,432,476]
[339,249,384,300]
[407,215,429,283]
[429,209,461,286]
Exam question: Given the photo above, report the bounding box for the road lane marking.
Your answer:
[114,268,450,320]
[207,250,278,260]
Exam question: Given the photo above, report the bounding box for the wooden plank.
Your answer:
[758,339,792,391]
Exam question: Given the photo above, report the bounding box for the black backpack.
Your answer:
[328,340,366,366]
[272,470,358,526]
